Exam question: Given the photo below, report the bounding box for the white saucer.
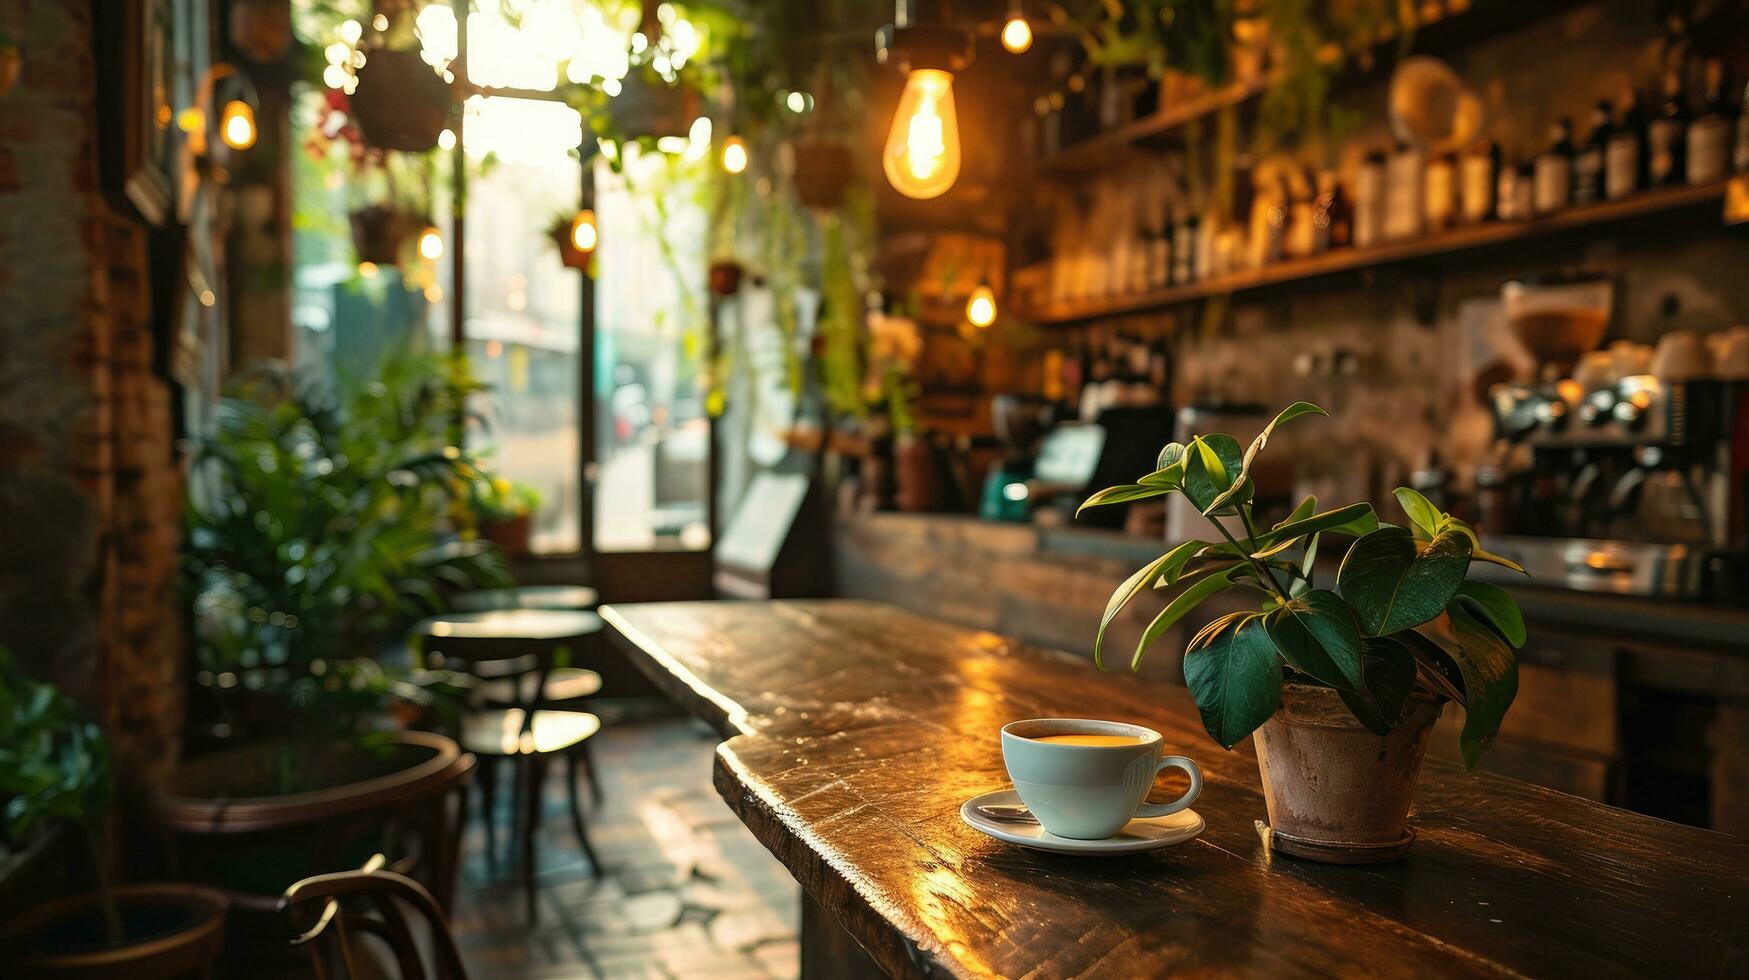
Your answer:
[959,789,1205,855]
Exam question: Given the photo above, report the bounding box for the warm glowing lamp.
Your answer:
[966,283,997,327]
[876,1,974,201]
[721,135,749,174]
[220,100,257,150]
[1000,3,1032,54]
[882,69,962,200]
[570,209,598,253]
[418,226,444,260]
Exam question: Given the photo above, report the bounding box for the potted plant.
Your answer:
[0,649,228,978]
[344,9,451,152]
[475,478,542,557]
[546,210,596,271]
[1082,402,1526,863]
[171,355,502,953]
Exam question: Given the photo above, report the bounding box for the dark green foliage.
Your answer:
[1083,403,1527,767]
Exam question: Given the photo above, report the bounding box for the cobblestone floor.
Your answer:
[450,713,800,979]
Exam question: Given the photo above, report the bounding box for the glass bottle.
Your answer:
[1384,142,1425,241]
[1687,57,1731,185]
[1573,101,1611,204]
[1533,117,1574,215]
[1353,150,1387,248]
[1312,170,1352,251]
[1460,139,1498,223]
[1647,64,1688,187]
[1424,151,1457,232]
[1607,91,1646,199]
[1734,76,1749,173]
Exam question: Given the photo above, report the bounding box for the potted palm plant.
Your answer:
[169,355,502,957]
[475,478,542,557]
[1082,402,1526,863]
[0,649,227,978]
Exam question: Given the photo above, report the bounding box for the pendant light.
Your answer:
[966,282,997,327]
[1000,1,1032,54]
[876,0,974,200]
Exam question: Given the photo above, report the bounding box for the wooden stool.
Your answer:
[409,609,604,922]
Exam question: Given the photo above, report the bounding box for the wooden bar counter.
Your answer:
[601,599,1748,979]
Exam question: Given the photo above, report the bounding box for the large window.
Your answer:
[592,147,713,552]
[462,97,586,555]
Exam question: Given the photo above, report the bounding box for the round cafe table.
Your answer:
[452,584,599,613]
[408,608,604,922]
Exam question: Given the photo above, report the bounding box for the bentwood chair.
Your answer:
[408,609,604,922]
[280,855,469,980]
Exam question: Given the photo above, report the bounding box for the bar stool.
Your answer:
[409,609,604,922]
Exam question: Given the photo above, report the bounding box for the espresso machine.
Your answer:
[1478,275,1749,598]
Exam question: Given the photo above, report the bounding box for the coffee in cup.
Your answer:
[1001,718,1201,840]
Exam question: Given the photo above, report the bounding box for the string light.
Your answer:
[570,209,598,253]
[721,135,748,174]
[1001,3,1033,54]
[966,283,997,328]
[418,226,444,260]
[220,100,256,150]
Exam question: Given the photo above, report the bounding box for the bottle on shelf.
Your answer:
[1460,139,1498,224]
[1424,151,1457,232]
[1573,100,1611,204]
[1607,91,1646,199]
[1533,117,1574,215]
[1354,150,1387,248]
[1687,57,1731,185]
[1172,209,1197,285]
[1647,63,1688,187]
[1734,74,1749,173]
[1311,169,1352,251]
[1384,141,1426,241]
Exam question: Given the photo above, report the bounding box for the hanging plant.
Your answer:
[609,62,704,140]
[349,47,451,152]
[545,210,597,271]
[349,204,421,265]
[708,259,745,296]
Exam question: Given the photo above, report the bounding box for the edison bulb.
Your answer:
[721,135,748,174]
[882,68,961,200]
[418,226,444,260]
[1001,15,1033,54]
[570,210,597,252]
[966,284,997,328]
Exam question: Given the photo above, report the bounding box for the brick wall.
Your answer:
[0,1,185,786]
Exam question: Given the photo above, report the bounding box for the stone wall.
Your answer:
[0,1,185,786]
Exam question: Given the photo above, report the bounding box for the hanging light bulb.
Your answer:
[882,69,961,199]
[721,135,749,174]
[966,283,997,328]
[418,226,444,260]
[1001,3,1033,54]
[220,100,257,150]
[876,1,974,201]
[570,209,598,253]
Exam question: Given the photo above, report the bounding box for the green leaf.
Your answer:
[1393,487,1442,540]
[1077,482,1172,516]
[1093,539,1209,669]
[1441,521,1528,575]
[1250,502,1378,554]
[1265,589,1364,691]
[1413,608,1519,769]
[1337,636,1418,735]
[1338,526,1473,637]
[1183,614,1284,748]
[1140,443,1188,486]
[1156,441,1188,471]
[1454,580,1527,648]
[1133,566,1242,670]
[1182,434,1247,514]
[1277,495,1318,529]
[1203,403,1328,515]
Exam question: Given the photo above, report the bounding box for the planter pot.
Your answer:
[350,205,419,265]
[0,884,227,979]
[229,2,294,64]
[893,435,942,513]
[550,226,593,271]
[1253,682,1442,864]
[348,48,451,152]
[609,70,701,140]
[788,139,853,210]
[483,513,532,556]
[151,731,472,967]
[708,260,744,297]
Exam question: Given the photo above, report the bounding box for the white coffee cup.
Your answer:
[1000,718,1202,840]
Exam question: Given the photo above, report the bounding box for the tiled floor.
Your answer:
[451,712,800,979]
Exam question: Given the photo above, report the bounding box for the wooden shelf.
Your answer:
[1021,181,1733,325]
[1036,0,1588,175]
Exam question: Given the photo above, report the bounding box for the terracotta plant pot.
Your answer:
[350,205,418,265]
[893,434,942,513]
[229,2,293,64]
[550,226,593,270]
[483,513,532,556]
[1253,682,1442,864]
[348,48,451,152]
[0,883,227,979]
[708,260,744,297]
